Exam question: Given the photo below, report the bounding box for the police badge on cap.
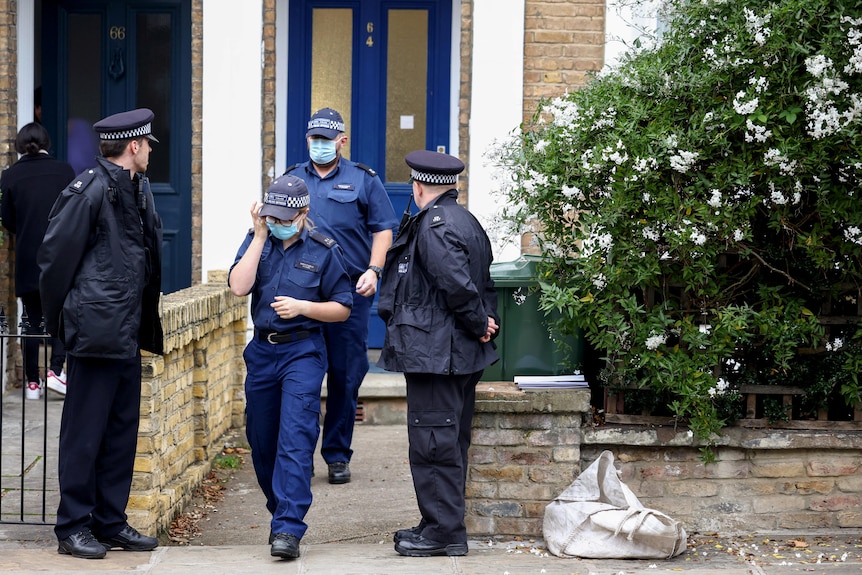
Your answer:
[260,175,310,221]
[405,150,465,185]
[306,108,345,140]
[93,108,159,143]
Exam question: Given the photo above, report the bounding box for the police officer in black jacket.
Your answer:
[38,108,164,560]
[377,150,500,557]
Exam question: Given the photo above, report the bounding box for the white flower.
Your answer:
[690,230,707,245]
[670,150,699,173]
[708,377,730,397]
[707,189,723,208]
[592,273,608,291]
[745,119,772,143]
[645,332,667,350]
[699,324,712,334]
[534,139,549,153]
[806,54,834,78]
[643,226,660,241]
[733,229,745,241]
[733,91,759,115]
[826,337,844,351]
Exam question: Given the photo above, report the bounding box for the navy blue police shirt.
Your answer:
[287,159,398,278]
[230,227,353,333]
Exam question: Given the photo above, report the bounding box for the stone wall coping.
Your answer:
[584,424,862,450]
[476,381,591,414]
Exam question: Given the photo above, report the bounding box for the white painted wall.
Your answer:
[201,1,264,282]
[604,0,662,70]
[467,0,525,263]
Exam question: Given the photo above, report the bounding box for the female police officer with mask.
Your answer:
[229,175,352,560]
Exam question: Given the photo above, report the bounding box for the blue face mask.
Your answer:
[267,220,299,241]
[309,138,337,164]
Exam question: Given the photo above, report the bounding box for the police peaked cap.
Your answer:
[306,107,345,139]
[93,108,159,143]
[405,150,464,185]
[260,175,310,221]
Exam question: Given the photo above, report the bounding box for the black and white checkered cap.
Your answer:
[405,150,464,185]
[93,108,159,143]
[306,107,345,139]
[260,175,310,221]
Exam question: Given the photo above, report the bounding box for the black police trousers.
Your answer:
[404,370,483,544]
[55,353,141,541]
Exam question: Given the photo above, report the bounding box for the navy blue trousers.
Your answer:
[404,370,481,544]
[244,332,326,538]
[320,291,371,463]
[54,353,141,541]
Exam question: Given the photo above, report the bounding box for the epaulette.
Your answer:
[282,164,299,175]
[356,163,377,177]
[308,229,337,248]
[428,208,446,227]
[68,169,98,194]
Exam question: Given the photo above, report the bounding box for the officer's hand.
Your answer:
[355,269,378,297]
[480,316,499,343]
[251,201,268,238]
[272,295,310,319]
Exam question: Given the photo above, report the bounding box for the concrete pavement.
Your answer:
[2,378,862,573]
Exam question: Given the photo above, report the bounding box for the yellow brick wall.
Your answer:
[127,271,248,535]
[523,0,606,122]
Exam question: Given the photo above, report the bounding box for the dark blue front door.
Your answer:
[40,0,193,294]
[287,0,453,347]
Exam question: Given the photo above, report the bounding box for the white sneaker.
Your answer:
[46,370,67,395]
[25,381,41,400]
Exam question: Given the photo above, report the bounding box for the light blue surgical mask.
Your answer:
[267,220,300,241]
[309,138,337,165]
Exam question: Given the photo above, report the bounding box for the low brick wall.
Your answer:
[467,382,862,539]
[128,271,247,535]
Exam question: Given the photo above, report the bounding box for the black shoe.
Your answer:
[98,524,158,551]
[57,529,107,559]
[271,532,300,559]
[328,461,351,484]
[395,535,468,557]
[393,522,425,543]
[268,529,275,544]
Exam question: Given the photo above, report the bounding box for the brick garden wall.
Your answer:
[467,382,862,539]
[127,271,247,536]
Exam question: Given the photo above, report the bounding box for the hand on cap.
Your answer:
[272,295,311,320]
[250,201,268,238]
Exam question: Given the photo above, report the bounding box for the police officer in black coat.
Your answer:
[38,109,164,560]
[377,150,500,557]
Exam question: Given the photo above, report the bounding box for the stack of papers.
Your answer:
[514,374,589,390]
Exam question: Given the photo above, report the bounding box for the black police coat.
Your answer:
[38,156,164,357]
[377,189,499,375]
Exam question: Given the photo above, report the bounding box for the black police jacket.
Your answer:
[38,156,164,357]
[377,189,499,375]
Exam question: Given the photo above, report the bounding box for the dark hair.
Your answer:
[15,122,51,155]
[99,136,143,158]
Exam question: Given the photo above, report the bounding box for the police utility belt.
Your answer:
[255,327,319,344]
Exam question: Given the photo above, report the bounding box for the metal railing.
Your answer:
[0,309,59,526]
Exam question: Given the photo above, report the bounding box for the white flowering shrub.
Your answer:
[491,0,862,455]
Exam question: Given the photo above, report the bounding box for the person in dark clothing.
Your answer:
[377,150,500,557]
[229,175,353,560]
[1,122,75,398]
[38,108,164,560]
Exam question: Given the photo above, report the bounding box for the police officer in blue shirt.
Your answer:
[285,107,398,485]
[229,175,353,559]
